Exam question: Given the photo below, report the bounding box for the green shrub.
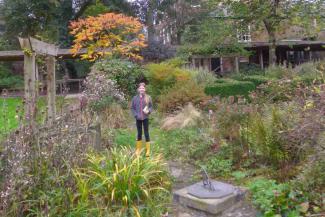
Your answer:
[294,158,325,204]
[158,80,209,113]
[238,63,265,75]
[188,142,212,161]
[145,62,191,98]
[249,179,306,217]
[292,62,325,85]
[0,64,23,89]
[72,148,171,216]
[265,65,293,79]
[245,106,304,170]
[235,75,269,86]
[188,69,217,85]
[153,127,211,160]
[204,79,255,97]
[256,80,296,103]
[214,78,231,83]
[163,57,187,68]
[93,58,147,97]
[206,157,233,177]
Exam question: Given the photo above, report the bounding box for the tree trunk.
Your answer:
[263,0,280,66]
[147,0,156,44]
[263,19,277,66]
[269,32,277,66]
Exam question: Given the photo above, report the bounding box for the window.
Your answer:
[237,25,251,42]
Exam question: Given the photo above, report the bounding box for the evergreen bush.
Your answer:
[235,75,269,86]
[204,79,255,97]
[158,80,208,113]
[0,65,23,90]
[145,62,191,99]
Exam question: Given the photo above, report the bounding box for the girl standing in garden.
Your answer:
[131,82,153,157]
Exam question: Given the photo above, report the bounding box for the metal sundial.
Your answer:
[201,166,216,191]
[186,166,235,199]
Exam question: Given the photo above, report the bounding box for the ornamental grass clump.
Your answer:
[72,147,171,216]
[161,103,202,131]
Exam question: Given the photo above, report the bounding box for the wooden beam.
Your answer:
[0,50,24,61]
[29,37,59,56]
[0,48,88,61]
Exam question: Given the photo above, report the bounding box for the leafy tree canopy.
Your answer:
[69,13,146,61]
[179,16,249,57]
[1,0,59,39]
[0,0,134,44]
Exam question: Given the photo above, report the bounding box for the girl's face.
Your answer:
[138,85,146,95]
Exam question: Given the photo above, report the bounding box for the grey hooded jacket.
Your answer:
[131,94,153,120]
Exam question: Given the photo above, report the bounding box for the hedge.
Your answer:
[204,79,256,97]
[236,75,269,86]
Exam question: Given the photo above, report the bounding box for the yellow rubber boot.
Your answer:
[136,141,142,156]
[145,142,150,157]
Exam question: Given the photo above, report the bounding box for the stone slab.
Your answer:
[174,182,247,215]
[187,181,235,199]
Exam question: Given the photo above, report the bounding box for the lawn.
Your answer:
[0,97,22,134]
[0,96,76,136]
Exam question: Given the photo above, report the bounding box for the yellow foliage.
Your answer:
[69,13,147,61]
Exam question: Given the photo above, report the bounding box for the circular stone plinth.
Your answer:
[187,180,235,199]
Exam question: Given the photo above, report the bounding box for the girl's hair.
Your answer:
[138,83,150,105]
[138,82,146,88]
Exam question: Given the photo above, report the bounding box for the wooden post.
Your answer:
[309,51,312,61]
[19,38,37,128]
[90,124,101,151]
[35,63,39,97]
[259,51,264,69]
[234,56,239,73]
[46,56,56,124]
[220,57,224,74]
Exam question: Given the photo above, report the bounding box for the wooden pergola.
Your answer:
[0,37,87,127]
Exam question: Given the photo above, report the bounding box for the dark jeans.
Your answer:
[136,118,150,142]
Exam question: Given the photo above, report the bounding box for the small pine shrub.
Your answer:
[204,79,255,97]
[145,63,191,98]
[158,80,209,113]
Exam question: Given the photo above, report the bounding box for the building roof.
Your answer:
[0,48,87,61]
[244,40,325,49]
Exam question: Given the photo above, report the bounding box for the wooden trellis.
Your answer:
[18,37,59,126]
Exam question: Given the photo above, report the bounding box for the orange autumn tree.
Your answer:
[69,13,146,61]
